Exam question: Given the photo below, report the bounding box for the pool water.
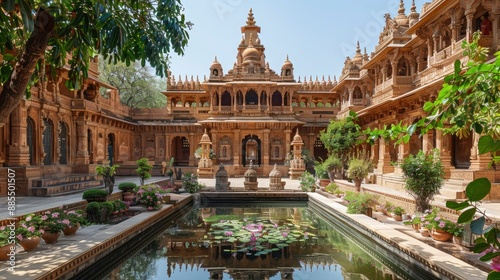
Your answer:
[100,204,435,280]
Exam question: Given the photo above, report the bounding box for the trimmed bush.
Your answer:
[118,182,137,192]
[86,202,101,223]
[82,189,108,200]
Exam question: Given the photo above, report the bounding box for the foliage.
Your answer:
[321,155,343,180]
[325,183,339,194]
[0,0,191,123]
[98,58,166,108]
[319,111,361,156]
[136,158,153,186]
[37,209,66,233]
[182,172,205,193]
[333,188,344,196]
[403,215,422,226]
[343,191,376,214]
[86,202,101,224]
[14,214,43,241]
[136,184,166,210]
[96,163,118,195]
[399,150,444,212]
[61,209,87,227]
[100,201,115,223]
[0,226,13,247]
[298,171,316,192]
[347,158,371,183]
[113,200,127,211]
[392,206,405,216]
[118,182,137,192]
[194,147,216,159]
[205,217,316,257]
[203,215,240,223]
[82,189,108,200]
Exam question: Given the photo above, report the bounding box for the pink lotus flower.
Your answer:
[491,255,500,271]
[224,231,233,236]
[281,232,288,237]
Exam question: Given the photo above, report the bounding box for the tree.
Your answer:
[0,0,191,123]
[319,111,362,178]
[399,150,444,212]
[99,59,166,108]
[366,32,500,278]
[136,158,152,186]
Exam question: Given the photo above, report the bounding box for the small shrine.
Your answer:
[269,164,285,190]
[197,129,214,178]
[215,164,231,191]
[288,129,305,179]
[244,160,258,191]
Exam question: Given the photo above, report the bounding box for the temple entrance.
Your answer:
[242,135,261,166]
[452,135,472,169]
[172,136,190,166]
[107,133,115,166]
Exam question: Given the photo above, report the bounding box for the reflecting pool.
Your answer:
[97,203,437,280]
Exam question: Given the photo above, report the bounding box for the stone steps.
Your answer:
[31,175,103,197]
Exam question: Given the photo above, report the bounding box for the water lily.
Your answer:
[224,231,233,236]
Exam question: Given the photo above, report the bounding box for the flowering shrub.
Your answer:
[61,209,87,227]
[15,214,43,241]
[38,209,65,233]
[343,191,376,214]
[136,184,167,210]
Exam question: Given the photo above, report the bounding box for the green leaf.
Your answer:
[478,135,494,154]
[471,216,485,235]
[465,178,491,202]
[479,251,500,262]
[458,208,476,224]
[446,201,471,211]
[473,242,490,253]
[454,59,461,75]
[487,271,500,280]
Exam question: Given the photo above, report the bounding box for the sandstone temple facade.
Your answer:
[0,0,499,199]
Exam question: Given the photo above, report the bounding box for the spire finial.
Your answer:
[246,8,256,26]
[398,0,406,15]
[411,0,416,13]
[248,33,253,47]
[356,41,361,53]
[286,54,289,61]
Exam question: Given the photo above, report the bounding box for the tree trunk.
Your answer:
[0,9,54,124]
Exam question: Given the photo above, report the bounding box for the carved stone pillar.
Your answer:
[465,12,475,42]
[435,130,452,178]
[7,106,30,166]
[74,114,89,165]
[469,133,492,170]
[262,129,270,168]
[233,129,241,167]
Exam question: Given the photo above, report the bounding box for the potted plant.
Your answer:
[162,157,175,178]
[14,214,43,251]
[299,171,316,192]
[86,202,101,224]
[343,191,376,216]
[314,161,330,187]
[118,182,137,202]
[403,215,422,232]
[452,224,464,246]
[392,206,405,221]
[0,227,14,260]
[325,182,338,194]
[380,201,393,216]
[96,162,118,197]
[136,158,153,186]
[182,172,205,193]
[347,157,371,192]
[100,201,115,223]
[38,209,65,244]
[333,188,344,198]
[82,189,108,202]
[136,184,167,211]
[399,150,445,212]
[61,209,86,235]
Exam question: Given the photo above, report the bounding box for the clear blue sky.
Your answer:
[169,0,428,81]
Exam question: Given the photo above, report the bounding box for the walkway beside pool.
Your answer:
[0,176,497,279]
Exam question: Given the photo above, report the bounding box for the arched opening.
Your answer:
[271,91,282,106]
[386,60,392,79]
[314,137,328,163]
[59,122,69,164]
[242,135,261,166]
[452,135,472,169]
[245,89,258,105]
[43,118,53,165]
[107,133,115,166]
[172,136,190,166]
[397,57,409,76]
[218,136,232,163]
[221,90,231,106]
[27,117,35,165]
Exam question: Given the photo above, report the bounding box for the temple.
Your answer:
[0,0,499,199]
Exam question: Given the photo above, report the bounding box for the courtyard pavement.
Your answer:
[0,176,498,279]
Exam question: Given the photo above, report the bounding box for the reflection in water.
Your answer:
[104,207,403,280]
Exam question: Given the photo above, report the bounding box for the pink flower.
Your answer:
[0,226,5,231]
[434,217,440,221]
[491,256,500,272]
[439,221,445,228]
[41,215,48,221]
[16,234,23,241]
[26,216,32,222]
[148,206,153,210]
[28,226,35,233]
[282,232,288,237]
[304,232,309,237]
[52,212,60,218]
[39,229,45,234]
[62,219,71,225]
[273,224,278,228]
[224,231,233,236]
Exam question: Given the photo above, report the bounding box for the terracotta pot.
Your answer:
[420,228,431,237]
[19,236,41,251]
[431,229,453,242]
[393,214,402,221]
[63,223,80,236]
[0,244,14,261]
[122,192,135,202]
[42,231,61,244]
